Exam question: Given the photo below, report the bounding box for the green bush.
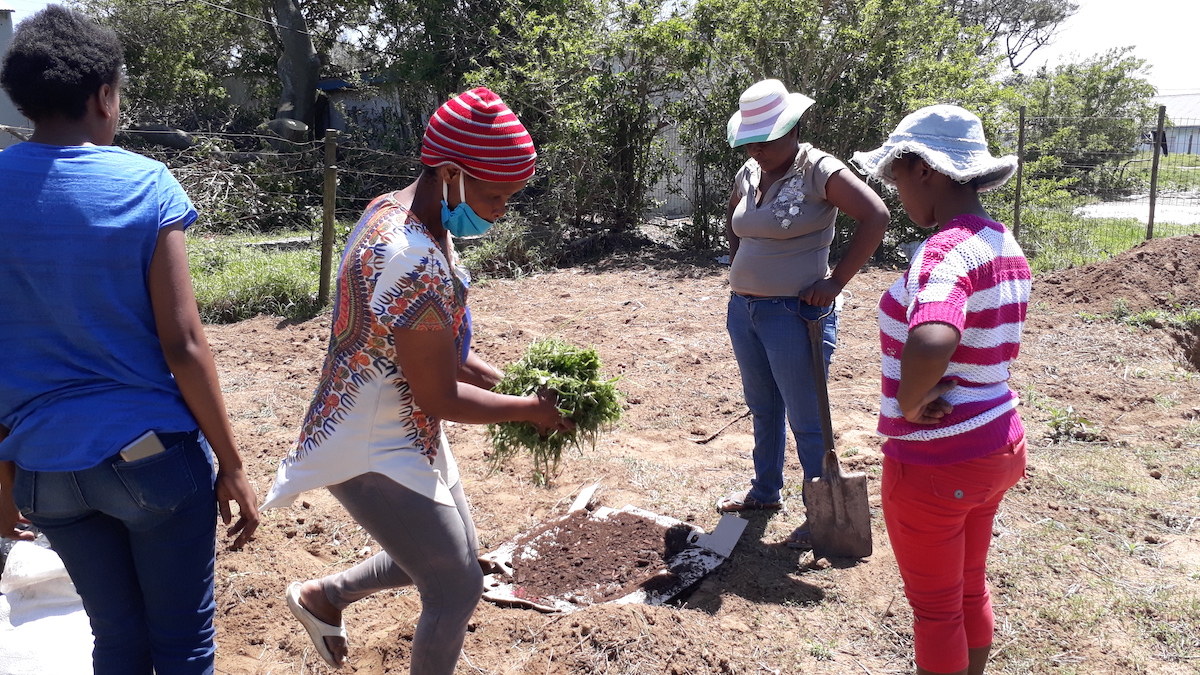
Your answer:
[458,215,550,279]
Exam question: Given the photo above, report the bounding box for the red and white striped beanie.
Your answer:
[420,87,537,182]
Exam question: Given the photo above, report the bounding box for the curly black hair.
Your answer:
[0,5,124,122]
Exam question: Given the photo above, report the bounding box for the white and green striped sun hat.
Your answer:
[726,79,815,148]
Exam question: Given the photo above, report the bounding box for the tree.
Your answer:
[676,0,1006,247]
[76,0,270,128]
[1015,47,1157,191]
[947,0,1078,71]
[467,0,707,238]
[263,0,321,130]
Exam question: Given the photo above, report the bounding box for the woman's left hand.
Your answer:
[215,466,260,550]
[901,380,957,424]
[800,278,844,308]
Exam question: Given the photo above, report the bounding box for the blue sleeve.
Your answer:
[157,166,198,231]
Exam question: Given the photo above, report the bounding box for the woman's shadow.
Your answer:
[672,509,868,615]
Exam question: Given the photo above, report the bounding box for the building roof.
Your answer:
[0,1,13,13]
[1155,94,1200,125]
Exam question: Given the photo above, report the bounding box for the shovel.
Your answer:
[803,314,873,559]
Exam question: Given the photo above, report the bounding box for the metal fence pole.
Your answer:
[319,129,338,307]
[1014,105,1025,242]
[1147,105,1166,240]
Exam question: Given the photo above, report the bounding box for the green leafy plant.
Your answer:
[1047,405,1104,443]
[488,338,622,485]
[458,215,549,279]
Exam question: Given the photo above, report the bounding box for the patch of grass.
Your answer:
[1124,150,1200,192]
[1154,393,1179,410]
[806,640,834,661]
[188,234,323,323]
[1020,207,1191,274]
[1046,405,1105,443]
[458,215,549,279]
[1079,298,1200,332]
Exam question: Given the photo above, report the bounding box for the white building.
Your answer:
[1153,94,1200,156]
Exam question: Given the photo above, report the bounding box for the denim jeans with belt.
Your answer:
[12,430,218,675]
[726,293,837,504]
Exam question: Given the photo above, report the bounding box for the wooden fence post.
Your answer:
[319,129,337,307]
[1014,105,1025,242]
[1147,105,1166,240]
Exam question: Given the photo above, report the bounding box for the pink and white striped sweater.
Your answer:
[878,214,1032,465]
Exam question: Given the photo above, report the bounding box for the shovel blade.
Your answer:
[806,452,873,559]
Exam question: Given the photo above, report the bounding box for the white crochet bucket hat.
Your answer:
[727,79,815,148]
[852,104,1016,192]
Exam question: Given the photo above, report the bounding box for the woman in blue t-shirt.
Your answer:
[0,7,259,674]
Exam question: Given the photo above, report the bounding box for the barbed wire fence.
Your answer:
[8,103,1195,315]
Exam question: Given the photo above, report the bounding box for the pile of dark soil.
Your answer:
[508,509,696,606]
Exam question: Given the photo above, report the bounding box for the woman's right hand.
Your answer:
[527,389,575,436]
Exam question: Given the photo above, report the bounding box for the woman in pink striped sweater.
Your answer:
[853,105,1031,675]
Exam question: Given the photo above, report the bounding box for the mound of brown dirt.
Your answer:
[1037,234,1200,314]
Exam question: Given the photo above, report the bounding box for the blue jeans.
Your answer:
[12,431,218,675]
[727,293,838,504]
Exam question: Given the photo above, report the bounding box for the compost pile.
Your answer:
[506,509,698,607]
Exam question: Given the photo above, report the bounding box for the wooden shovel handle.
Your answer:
[805,312,836,454]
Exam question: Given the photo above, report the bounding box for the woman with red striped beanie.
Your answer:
[265,87,573,672]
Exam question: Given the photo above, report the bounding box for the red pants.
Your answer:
[882,438,1027,673]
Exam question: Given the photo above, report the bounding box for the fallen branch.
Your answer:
[690,409,751,444]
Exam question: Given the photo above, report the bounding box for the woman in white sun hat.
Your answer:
[853,104,1031,675]
[716,79,888,551]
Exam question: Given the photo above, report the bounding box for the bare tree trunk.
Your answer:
[269,0,319,132]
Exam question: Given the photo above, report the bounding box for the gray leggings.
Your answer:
[321,473,483,675]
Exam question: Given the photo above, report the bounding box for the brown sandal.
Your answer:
[715,490,783,513]
[784,526,812,550]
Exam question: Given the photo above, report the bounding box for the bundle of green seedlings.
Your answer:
[487,338,621,485]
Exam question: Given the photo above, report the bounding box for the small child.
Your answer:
[853,105,1031,675]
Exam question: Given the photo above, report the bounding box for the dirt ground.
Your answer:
[208,234,1200,674]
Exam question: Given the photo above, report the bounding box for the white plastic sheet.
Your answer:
[0,541,93,673]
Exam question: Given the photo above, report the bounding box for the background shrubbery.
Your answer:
[66,0,1185,318]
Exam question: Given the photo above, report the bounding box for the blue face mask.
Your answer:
[441,173,495,237]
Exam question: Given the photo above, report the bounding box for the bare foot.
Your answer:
[299,580,348,665]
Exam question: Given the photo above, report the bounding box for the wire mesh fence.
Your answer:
[648,105,1200,273]
[1010,108,1200,271]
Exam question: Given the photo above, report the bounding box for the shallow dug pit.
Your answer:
[481,502,743,613]
[1170,325,1200,371]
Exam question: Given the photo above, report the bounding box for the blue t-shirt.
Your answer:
[0,143,200,471]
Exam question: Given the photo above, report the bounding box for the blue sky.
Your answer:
[9,0,1198,95]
